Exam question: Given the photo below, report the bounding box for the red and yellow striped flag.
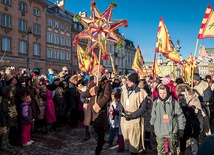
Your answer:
[198,4,214,39]
[132,45,145,74]
[155,17,181,64]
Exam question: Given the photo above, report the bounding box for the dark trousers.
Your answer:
[70,108,78,127]
[93,126,105,155]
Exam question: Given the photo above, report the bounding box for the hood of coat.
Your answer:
[176,84,193,96]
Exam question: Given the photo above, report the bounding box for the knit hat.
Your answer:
[55,87,64,95]
[192,73,201,81]
[127,73,138,84]
[22,94,31,103]
[198,135,214,155]
[162,75,171,85]
[205,75,212,80]
[40,85,47,93]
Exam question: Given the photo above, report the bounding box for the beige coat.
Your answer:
[120,84,147,153]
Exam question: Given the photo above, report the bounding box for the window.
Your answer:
[47,33,52,43]
[74,56,78,65]
[73,46,77,52]
[19,40,27,54]
[78,25,82,31]
[33,43,40,55]
[66,52,71,60]
[47,19,52,26]
[47,48,52,58]
[54,21,58,28]
[60,51,65,60]
[2,37,10,51]
[1,14,10,27]
[73,23,77,29]
[60,36,65,45]
[19,2,26,11]
[66,25,70,32]
[19,19,26,31]
[53,50,59,59]
[66,38,70,47]
[54,35,59,44]
[1,0,10,5]
[33,23,40,35]
[33,8,40,16]
[60,23,64,30]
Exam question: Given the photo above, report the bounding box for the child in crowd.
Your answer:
[35,97,46,133]
[53,87,66,131]
[46,90,56,133]
[20,94,34,146]
[107,89,121,146]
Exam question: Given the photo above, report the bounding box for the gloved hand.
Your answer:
[177,129,184,139]
[125,114,132,121]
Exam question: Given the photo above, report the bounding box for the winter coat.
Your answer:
[53,95,66,116]
[150,96,186,138]
[37,103,45,120]
[20,102,33,125]
[120,84,148,152]
[1,84,18,127]
[68,82,80,109]
[45,91,56,124]
[83,77,111,128]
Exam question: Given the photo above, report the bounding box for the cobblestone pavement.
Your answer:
[0,125,158,155]
[1,125,194,155]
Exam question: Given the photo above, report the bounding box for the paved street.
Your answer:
[1,125,159,155]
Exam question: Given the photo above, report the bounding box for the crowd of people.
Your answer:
[0,65,214,155]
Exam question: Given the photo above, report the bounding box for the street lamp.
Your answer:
[27,26,32,74]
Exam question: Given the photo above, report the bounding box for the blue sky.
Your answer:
[50,0,214,61]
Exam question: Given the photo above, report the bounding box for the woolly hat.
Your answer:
[162,75,171,85]
[22,94,31,103]
[55,87,64,95]
[198,135,214,155]
[205,75,212,80]
[127,73,139,84]
[92,64,105,75]
[192,73,201,81]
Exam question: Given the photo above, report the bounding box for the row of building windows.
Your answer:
[47,33,71,46]
[2,37,40,55]
[2,0,40,16]
[1,14,41,35]
[47,49,71,60]
[1,37,71,61]
[47,19,71,32]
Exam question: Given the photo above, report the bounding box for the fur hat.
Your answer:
[176,83,192,95]
[92,64,105,75]
[4,74,14,82]
[22,94,31,103]
[127,73,139,84]
[69,75,82,85]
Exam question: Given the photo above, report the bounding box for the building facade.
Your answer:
[0,0,48,74]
